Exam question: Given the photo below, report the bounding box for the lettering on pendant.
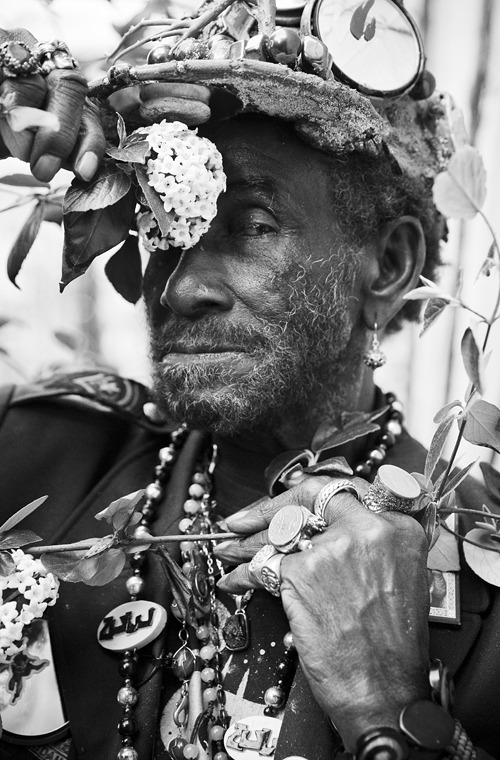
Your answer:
[97,601,167,652]
[224,716,281,759]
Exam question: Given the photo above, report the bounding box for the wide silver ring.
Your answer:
[361,465,420,514]
[313,479,361,521]
[260,553,284,597]
[248,544,278,575]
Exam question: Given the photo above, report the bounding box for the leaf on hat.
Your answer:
[63,161,132,214]
[463,399,500,453]
[432,145,486,219]
[461,327,485,395]
[135,164,175,237]
[107,134,150,164]
[104,235,143,304]
[7,200,45,287]
[60,189,136,290]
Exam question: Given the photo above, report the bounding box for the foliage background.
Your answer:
[0,0,499,470]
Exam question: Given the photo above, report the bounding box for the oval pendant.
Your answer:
[224,715,282,759]
[171,644,196,681]
[97,600,167,652]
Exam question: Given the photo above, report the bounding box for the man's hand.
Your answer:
[215,476,431,752]
[0,29,106,182]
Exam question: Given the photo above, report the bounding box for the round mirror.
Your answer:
[303,0,424,97]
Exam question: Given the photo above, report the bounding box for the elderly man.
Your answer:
[0,3,498,760]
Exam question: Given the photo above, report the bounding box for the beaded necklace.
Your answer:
[97,391,403,760]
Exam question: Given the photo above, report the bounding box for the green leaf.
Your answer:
[116,113,127,147]
[480,461,500,504]
[63,162,132,214]
[420,298,449,336]
[425,415,455,483]
[104,235,143,304]
[461,327,485,395]
[427,527,460,572]
[0,173,49,188]
[0,495,48,532]
[95,490,144,532]
[433,145,486,219]
[134,163,174,237]
[7,201,45,286]
[311,406,388,453]
[0,529,41,549]
[463,528,500,586]
[41,550,89,582]
[42,547,126,586]
[463,399,500,453]
[438,460,477,500]
[108,136,150,165]
[61,190,136,290]
[433,400,463,425]
[0,551,15,575]
[82,548,126,586]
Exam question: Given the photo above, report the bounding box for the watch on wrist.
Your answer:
[355,701,476,760]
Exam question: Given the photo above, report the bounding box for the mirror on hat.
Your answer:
[301,0,424,97]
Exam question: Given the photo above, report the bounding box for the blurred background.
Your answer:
[0,0,499,472]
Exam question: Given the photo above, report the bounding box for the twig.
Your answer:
[108,17,176,62]
[441,507,500,521]
[111,24,190,64]
[29,532,240,556]
[441,521,500,554]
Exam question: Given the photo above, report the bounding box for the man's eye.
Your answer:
[235,210,278,237]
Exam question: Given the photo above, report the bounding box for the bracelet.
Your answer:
[446,720,476,760]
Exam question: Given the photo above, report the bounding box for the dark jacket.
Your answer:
[0,374,498,759]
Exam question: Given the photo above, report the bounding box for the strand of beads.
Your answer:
[354,392,403,479]
[115,425,188,760]
[263,632,297,716]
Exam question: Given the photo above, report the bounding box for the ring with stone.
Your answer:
[260,553,284,597]
[362,464,420,514]
[268,504,326,554]
[0,41,39,79]
[35,40,78,74]
[313,479,361,521]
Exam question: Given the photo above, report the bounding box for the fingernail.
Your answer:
[215,518,229,532]
[33,154,61,181]
[76,151,100,181]
[213,540,236,558]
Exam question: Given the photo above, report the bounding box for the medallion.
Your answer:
[268,505,305,551]
[97,600,167,652]
[224,715,282,759]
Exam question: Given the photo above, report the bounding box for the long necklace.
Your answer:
[96,392,403,760]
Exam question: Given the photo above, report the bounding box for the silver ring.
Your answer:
[260,553,284,597]
[268,504,326,554]
[362,465,420,514]
[35,40,78,74]
[313,479,361,521]
[248,544,278,575]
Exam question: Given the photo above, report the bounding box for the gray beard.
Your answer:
[147,254,361,437]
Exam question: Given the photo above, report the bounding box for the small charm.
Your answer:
[363,322,386,370]
[224,715,282,759]
[97,600,167,652]
[223,609,250,652]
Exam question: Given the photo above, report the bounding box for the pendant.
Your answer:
[224,715,282,759]
[0,619,69,745]
[223,608,250,652]
[97,600,167,652]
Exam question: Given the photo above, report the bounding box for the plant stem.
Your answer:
[441,507,500,520]
[29,532,240,556]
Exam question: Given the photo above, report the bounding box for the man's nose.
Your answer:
[160,246,234,318]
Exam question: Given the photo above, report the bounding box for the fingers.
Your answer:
[214,529,270,563]
[218,561,256,595]
[68,98,107,181]
[29,68,89,180]
[0,74,46,161]
[224,476,332,534]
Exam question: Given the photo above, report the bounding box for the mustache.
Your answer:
[149,315,281,361]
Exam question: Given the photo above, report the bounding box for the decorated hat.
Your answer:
[59,0,457,299]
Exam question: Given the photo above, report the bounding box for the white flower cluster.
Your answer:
[135,120,226,252]
[0,549,59,662]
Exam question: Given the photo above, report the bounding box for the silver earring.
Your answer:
[363,323,386,369]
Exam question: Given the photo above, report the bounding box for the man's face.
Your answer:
[143,116,367,438]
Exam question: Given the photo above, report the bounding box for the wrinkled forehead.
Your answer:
[198,114,333,200]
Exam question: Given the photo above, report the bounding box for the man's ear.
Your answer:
[362,215,425,330]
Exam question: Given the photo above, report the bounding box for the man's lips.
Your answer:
[162,344,247,355]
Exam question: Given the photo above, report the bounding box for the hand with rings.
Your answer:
[214,467,431,753]
[0,29,105,182]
